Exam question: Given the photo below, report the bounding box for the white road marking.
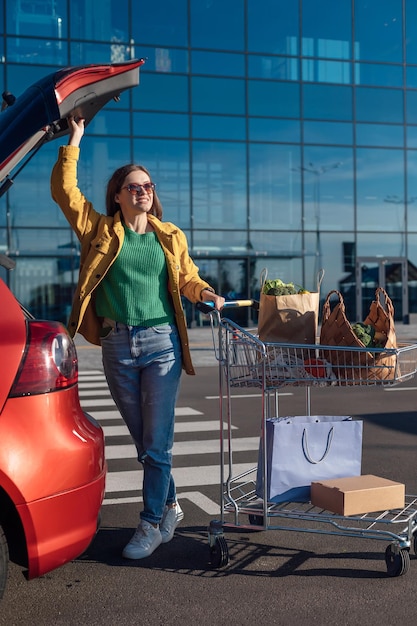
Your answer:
[105,436,259,459]
[105,463,255,493]
[102,420,236,437]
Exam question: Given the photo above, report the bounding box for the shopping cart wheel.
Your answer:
[209,535,229,569]
[384,544,410,577]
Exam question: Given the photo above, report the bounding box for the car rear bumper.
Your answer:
[19,469,106,579]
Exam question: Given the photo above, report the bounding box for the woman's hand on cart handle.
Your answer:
[196,299,259,314]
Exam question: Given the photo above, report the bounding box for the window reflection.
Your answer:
[303,121,353,145]
[133,138,190,229]
[406,91,417,124]
[192,51,244,77]
[247,0,299,55]
[302,0,351,59]
[190,0,244,51]
[192,141,247,230]
[139,47,189,74]
[134,112,189,138]
[303,84,352,120]
[354,0,403,63]
[249,144,301,231]
[356,87,403,123]
[248,80,300,117]
[6,36,68,65]
[249,118,300,143]
[192,77,246,115]
[355,62,403,87]
[406,152,417,230]
[132,74,189,112]
[300,149,354,233]
[192,116,246,140]
[132,0,188,47]
[302,59,351,84]
[248,55,298,81]
[356,147,405,231]
[356,123,404,147]
[70,0,128,43]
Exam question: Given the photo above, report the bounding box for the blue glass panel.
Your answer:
[248,80,300,117]
[190,0,244,51]
[133,74,189,112]
[192,232,249,257]
[301,148,354,232]
[132,0,188,47]
[6,36,68,65]
[133,112,189,138]
[6,0,67,37]
[70,0,128,42]
[87,110,131,136]
[303,84,352,120]
[356,123,404,147]
[247,0,299,55]
[192,77,245,115]
[192,141,247,229]
[302,59,351,84]
[406,126,417,148]
[407,152,417,230]
[356,147,405,231]
[406,0,417,64]
[357,233,405,258]
[133,139,190,229]
[302,0,351,59]
[303,121,353,145]
[406,66,417,89]
[192,116,246,141]
[354,0,403,63]
[70,41,131,65]
[249,118,300,143]
[407,91,417,124]
[355,63,403,87]
[356,87,403,123]
[139,47,189,74]
[192,51,245,77]
[248,55,298,81]
[249,143,302,230]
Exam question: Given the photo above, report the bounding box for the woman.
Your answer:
[51,118,224,560]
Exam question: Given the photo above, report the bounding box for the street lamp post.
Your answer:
[294,161,342,278]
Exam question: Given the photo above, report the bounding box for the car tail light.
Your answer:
[9,320,78,397]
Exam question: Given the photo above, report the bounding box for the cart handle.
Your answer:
[196,299,259,315]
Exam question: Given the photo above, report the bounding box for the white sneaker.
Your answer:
[122,520,162,559]
[160,502,184,543]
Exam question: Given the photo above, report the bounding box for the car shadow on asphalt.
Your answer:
[77,524,401,579]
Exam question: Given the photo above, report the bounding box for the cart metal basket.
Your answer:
[201,302,417,577]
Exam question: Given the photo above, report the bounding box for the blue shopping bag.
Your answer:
[256,415,363,503]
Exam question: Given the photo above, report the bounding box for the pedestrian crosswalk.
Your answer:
[78,370,259,514]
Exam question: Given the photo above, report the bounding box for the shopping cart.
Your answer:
[197,300,417,577]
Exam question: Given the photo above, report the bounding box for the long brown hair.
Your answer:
[105,164,163,219]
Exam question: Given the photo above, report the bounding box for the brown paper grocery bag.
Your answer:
[258,270,322,344]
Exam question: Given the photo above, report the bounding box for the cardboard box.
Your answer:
[310,475,405,516]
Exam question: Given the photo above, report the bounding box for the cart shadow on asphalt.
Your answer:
[77,525,404,580]
[360,410,417,435]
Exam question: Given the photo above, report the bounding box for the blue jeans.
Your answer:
[101,322,182,525]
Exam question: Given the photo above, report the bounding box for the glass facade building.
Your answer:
[1,0,417,323]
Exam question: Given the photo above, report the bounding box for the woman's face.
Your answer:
[115,170,154,215]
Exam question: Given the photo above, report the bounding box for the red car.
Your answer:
[0,59,144,600]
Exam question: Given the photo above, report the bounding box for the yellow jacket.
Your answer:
[51,145,214,375]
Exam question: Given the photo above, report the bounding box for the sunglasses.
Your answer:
[122,182,156,195]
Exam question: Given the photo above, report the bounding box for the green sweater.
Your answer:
[95,227,175,327]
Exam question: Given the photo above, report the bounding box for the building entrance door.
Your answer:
[355,256,409,323]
